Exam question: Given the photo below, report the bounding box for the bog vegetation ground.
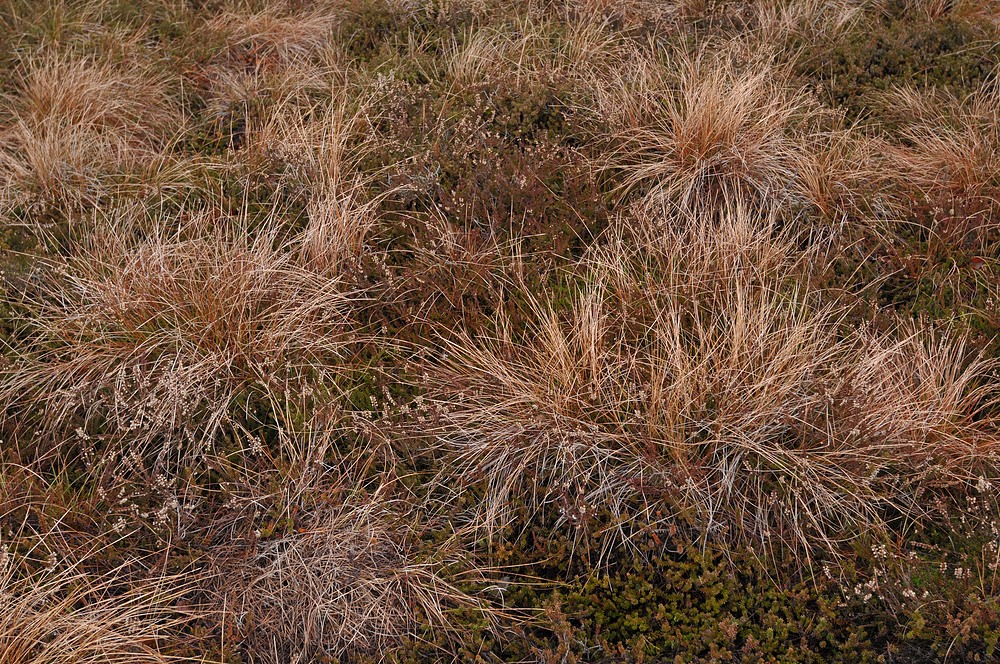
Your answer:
[0,0,999,662]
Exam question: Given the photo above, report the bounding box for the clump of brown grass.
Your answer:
[881,79,1000,214]
[206,1,343,70]
[0,51,183,213]
[0,207,371,484]
[0,550,202,664]
[197,2,347,124]
[793,123,884,222]
[563,0,678,30]
[590,43,811,211]
[900,0,1000,23]
[445,14,613,89]
[245,92,385,276]
[752,0,864,41]
[869,78,1000,259]
[222,494,487,662]
[424,202,1000,556]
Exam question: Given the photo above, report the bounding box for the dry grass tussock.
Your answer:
[220,494,488,662]
[751,0,864,41]
[589,43,813,212]
[881,78,1000,210]
[244,92,386,275]
[0,550,201,664]
[862,77,1000,257]
[206,2,343,69]
[901,0,1000,23]
[425,203,1000,555]
[444,13,622,89]
[0,51,183,213]
[792,123,884,222]
[198,1,348,118]
[566,0,864,43]
[0,207,373,482]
